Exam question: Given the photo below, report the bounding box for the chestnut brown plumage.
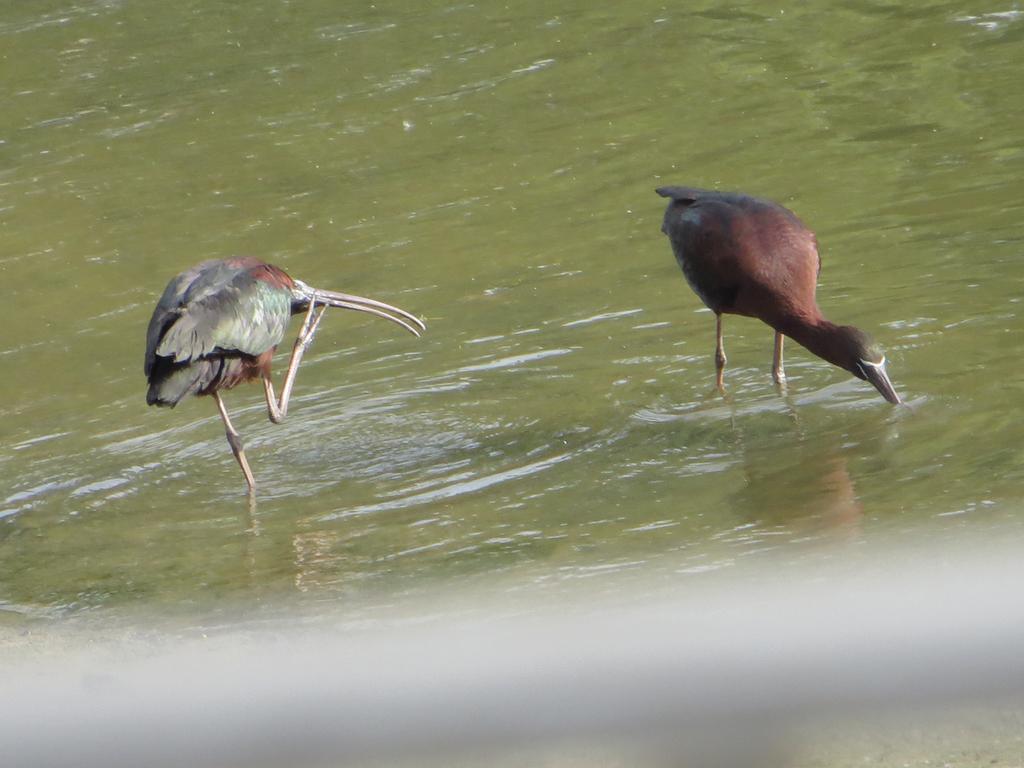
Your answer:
[657,186,900,403]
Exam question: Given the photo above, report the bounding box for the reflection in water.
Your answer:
[292,529,335,594]
[1,0,1023,622]
[730,426,865,542]
[634,386,905,553]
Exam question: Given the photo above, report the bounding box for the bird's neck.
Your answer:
[775,315,854,375]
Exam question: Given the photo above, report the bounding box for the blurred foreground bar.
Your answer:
[3,542,1024,767]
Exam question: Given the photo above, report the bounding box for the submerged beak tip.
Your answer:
[878,388,902,405]
[860,359,901,405]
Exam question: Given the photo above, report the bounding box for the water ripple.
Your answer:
[321,449,576,521]
[456,348,574,373]
[416,58,556,103]
[316,21,397,41]
[562,308,643,328]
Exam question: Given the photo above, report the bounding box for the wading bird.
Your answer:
[656,186,900,403]
[145,257,425,491]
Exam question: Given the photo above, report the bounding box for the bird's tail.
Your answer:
[655,186,707,202]
[146,359,211,407]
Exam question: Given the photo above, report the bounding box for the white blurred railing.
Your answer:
[4,541,1024,767]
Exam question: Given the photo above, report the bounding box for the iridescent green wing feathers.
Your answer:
[145,261,292,374]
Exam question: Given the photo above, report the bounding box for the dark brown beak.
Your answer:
[301,286,425,337]
[858,358,901,404]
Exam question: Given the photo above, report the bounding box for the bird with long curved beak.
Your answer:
[145,257,425,492]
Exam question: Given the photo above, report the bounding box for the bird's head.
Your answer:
[289,279,317,311]
[837,326,901,404]
[289,279,424,336]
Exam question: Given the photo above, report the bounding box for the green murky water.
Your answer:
[2,0,1024,625]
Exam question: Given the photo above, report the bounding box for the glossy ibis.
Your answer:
[145,257,425,491]
[656,186,900,403]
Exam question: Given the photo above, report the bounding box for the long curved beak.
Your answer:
[858,358,901,404]
[300,286,425,337]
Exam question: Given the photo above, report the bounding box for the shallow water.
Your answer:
[2,0,1024,625]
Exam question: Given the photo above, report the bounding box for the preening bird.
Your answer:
[144,257,425,491]
[656,186,900,404]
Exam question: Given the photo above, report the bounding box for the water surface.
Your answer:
[2,0,1023,626]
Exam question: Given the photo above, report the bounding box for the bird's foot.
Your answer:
[299,293,319,331]
[298,302,328,348]
[704,382,733,406]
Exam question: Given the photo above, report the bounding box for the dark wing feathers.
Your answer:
[154,281,290,362]
[145,261,292,376]
[144,262,212,376]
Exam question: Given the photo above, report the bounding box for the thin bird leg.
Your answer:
[213,391,256,492]
[715,313,727,391]
[264,299,329,424]
[772,331,786,384]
